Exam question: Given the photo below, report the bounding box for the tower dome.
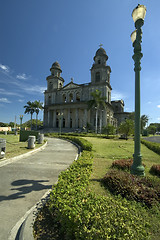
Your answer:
[94,47,108,61]
[50,61,62,72]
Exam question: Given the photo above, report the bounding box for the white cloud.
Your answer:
[0,98,11,103]
[157,105,160,108]
[24,85,46,94]
[0,88,23,97]
[18,99,24,102]
[0,64,10,73]
[111,90,126,101]
[0,64,45,95]
[16,73,28,80]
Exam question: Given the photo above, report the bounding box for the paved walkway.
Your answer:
[0,138,78,240]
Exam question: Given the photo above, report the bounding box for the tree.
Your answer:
[118,119,134,140]
[22,119,43,128]
[147,123,160,135]
[141,114,149,132]
[87,90,106,133]
[0,122,8,127]
[102,124,116,136]
[9,122,15,128]
[33,100,43,130]
[24,101,35,130]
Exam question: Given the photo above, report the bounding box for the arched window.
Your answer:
[69,93,73,102]
[76,92,80,102]
[70,118,72,128]
[56,118,59,128]
[95,72,100,82]
[98,60,101,64]
[63,94,67,103]
[48,96,51,105]
[63,118,65,128]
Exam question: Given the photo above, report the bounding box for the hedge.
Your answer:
[141,139,160,155]
[47,137,150,240]
[19,130,39,142]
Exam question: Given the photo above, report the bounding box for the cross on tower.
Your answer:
[99,43,103,48]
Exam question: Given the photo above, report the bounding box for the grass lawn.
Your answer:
[85,137,160,239]
[0,134,44,160]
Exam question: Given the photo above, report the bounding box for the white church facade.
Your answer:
[43,47,129,131]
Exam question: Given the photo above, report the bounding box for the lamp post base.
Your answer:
[131,154,145,176]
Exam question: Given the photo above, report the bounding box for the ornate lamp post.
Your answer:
[58,112,63,135]
[130,4,146,176]
[20,115,23,130]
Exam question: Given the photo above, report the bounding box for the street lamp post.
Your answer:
[130,4,146,176]
[20,115,23,130]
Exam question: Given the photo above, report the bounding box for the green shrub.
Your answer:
[150,164,160,177]
[141,139,160,155]
[102,169,160,208]
[62,136,93,151]
[19,130,39,142]
[112,159,133,171]
[111,159,145,171]
[47,137,150,239]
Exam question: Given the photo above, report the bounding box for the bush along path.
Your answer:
[33,136,152,240]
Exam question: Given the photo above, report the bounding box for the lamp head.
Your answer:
[132,4,146,23]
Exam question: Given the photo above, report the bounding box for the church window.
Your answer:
[98,60,101,64]
[76,92,80,102]
[63,118,65,128]
[70,118,72,128]
[48,96,51,104]
[69,93,73,102]
[63,94,67,103]
[56,118,59,127]
[95,72,100,82]
[59,83,62,88]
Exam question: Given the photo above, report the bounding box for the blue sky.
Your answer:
[0,0,160,125]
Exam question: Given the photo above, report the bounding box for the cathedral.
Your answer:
[43,46,130,131]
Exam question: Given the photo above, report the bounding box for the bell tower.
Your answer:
[91,46,111,84]
[46,61,64,91]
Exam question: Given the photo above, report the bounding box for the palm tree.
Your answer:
[87,90,106,133]
[141,114,149,133]
[24,101,35,130]
[33,100,43,130]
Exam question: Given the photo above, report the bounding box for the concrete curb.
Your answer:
[12,140,80,240]
[0,141,47,168]
[9,189,52,240]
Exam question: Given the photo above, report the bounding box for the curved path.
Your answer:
[143,136,160,143]
[0,138,78,240]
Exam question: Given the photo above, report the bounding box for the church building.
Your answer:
[43,46,129,131]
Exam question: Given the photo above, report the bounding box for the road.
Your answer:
[143,136,160,143]
[0,138,78,240]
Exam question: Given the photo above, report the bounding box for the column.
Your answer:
[53,110,56,127]
[67,109,70,128]
[75,108,78,128]
[84,109,87,127]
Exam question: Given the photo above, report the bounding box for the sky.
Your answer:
[0,0,160,125]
